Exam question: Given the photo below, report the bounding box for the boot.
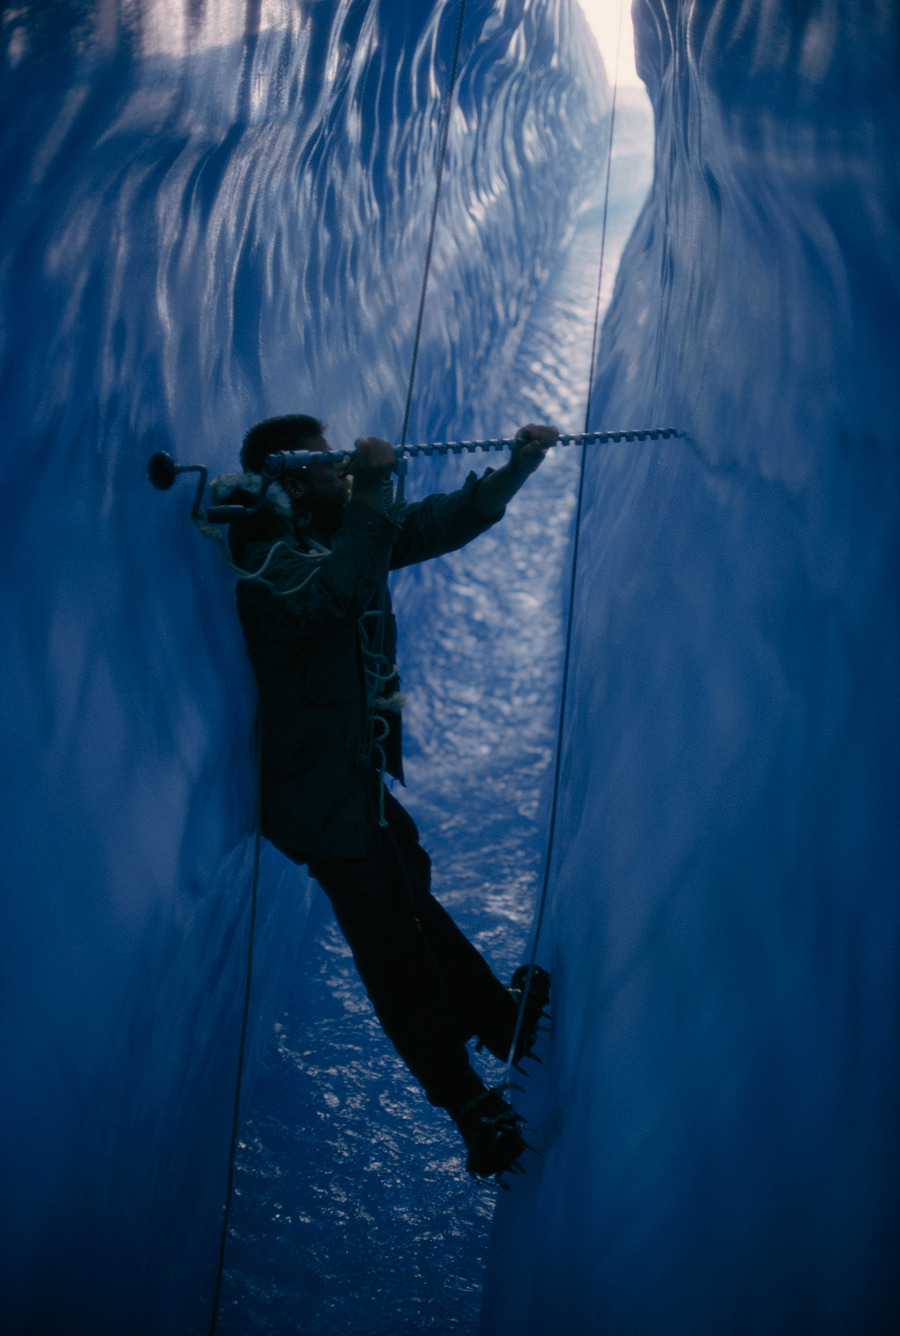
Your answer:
[452,1084,526,1179]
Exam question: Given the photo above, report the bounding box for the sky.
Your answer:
[577,0,643,89]
[134,1,645,81]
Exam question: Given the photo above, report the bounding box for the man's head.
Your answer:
[241,413,349,531]
[240,414,326,473]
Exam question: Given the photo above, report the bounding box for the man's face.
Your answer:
[285,433,351,513]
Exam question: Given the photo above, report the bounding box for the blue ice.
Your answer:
[1,2,897,1335]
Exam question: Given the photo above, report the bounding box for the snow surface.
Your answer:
[1,1,897,1334]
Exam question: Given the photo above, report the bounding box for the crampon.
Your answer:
[508,963,551,1068]
[455,1085,529,1182]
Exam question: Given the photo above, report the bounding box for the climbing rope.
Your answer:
[504,0,628,1077]
[194,517,327,596]
[360,0,470,832]
[359,608,405,828]
[208,720,263,1336]
[399,0,468,459]
[583,0,626,435]
[196,525,332,1329]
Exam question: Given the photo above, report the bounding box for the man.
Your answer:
[223,413,556,1179]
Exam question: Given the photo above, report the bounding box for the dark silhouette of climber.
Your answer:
[221,413,555,1178]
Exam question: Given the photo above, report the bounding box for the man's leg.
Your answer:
[299,808,532,1177]
[379,792,520,1062]
[306,838,485,1115]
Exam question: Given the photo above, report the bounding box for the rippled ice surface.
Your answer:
[217,98,653,1334]
[0,1,640,1328]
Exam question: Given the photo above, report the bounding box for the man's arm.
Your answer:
[387,422,557,569]
[237,435,402,634]
[472,423,558,519]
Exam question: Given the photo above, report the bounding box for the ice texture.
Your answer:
[0,2,606,1332]
[2,0,898,1333]
[483,2,900,1334]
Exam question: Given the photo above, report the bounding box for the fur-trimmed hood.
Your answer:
[209,472,293,519]
[217,473,299,567]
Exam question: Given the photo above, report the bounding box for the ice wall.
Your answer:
[484,2,900,1333]
[0,2,606,1332]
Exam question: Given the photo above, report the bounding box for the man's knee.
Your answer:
[312,849,411,939]
[381,798,431,892]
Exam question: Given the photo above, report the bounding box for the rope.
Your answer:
[359,609,404,828]
[357,0,469,829]
[584,0,626,435]
[399,0,468,455]
[504,0,627,1077]
[193,517,327,596]
[197,503,329,1330]
[208,720,264,1336]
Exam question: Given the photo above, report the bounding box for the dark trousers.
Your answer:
[298,790,518,1115]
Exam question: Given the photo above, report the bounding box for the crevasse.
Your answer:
[1,2,897,1334]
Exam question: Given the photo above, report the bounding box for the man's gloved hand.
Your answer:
[351,436,397,511]
[473,421,558,519]
[509,423,559,477]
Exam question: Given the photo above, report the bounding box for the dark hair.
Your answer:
[240,414,325,473]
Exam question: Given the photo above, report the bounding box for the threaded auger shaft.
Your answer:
[396,428,681,458]
[261,428,684,481]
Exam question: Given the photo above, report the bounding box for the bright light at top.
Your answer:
[577,0,643,89]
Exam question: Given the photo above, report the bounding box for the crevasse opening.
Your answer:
[1,2,897,1335]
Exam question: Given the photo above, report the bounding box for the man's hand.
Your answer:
[510,423,559,477]
[350,436,397,511]
[351,436,396,479]
[473,421,559,519]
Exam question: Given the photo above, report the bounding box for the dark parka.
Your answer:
[230,473,502,859]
